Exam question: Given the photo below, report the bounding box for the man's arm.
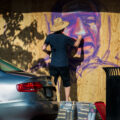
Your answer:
[42,44,51,55]
[73,35,82,47]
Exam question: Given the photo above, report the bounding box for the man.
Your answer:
[42,17,82,101]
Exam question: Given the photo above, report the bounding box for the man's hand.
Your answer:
[42,44,47,51]
[42,44,51,55]
[74,35,82,47]
[78,35,82,40]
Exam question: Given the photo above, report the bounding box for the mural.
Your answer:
[31,0,119,81]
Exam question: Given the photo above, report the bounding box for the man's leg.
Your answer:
[60,66,71,101]
[49,65,61,101]
[56,79,61,102]
[51,76,56,87]
[65,86,71,101]
[51,76,61,102]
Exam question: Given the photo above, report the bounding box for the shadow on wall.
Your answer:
[30,58,49,75]
[60,38,84,101]
[0,12,44,70]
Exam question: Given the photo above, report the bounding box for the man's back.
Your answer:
[45,33,74,67]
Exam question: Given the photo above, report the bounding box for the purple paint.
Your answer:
[31,1,119,80]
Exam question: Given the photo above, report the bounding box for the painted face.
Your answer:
[51,12,101,62]
[32,1,119,75]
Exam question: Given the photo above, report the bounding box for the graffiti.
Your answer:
[31,0,119,80]
[115,52,120,61]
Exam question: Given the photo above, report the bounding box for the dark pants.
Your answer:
[49,65,71,87]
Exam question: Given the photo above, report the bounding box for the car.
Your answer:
[0,59,58,120]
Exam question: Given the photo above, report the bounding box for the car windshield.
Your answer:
[0,59,23,72]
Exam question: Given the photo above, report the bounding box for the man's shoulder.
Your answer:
[47,33,72,40]
[48,33,65,37]
[61,33,68,37]
[62,34,74,39]
[47,33,54,37]
[46,33,55,40]
[63,34,75,42]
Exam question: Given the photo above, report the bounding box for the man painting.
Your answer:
[42,17,82,101]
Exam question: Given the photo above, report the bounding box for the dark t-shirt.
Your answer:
[44,33,74,67]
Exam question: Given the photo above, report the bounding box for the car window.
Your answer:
[0,59,23,72]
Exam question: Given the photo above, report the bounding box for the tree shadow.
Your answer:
[18,20,44,45]
[60,38,84,101]
[0,12,44,70]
